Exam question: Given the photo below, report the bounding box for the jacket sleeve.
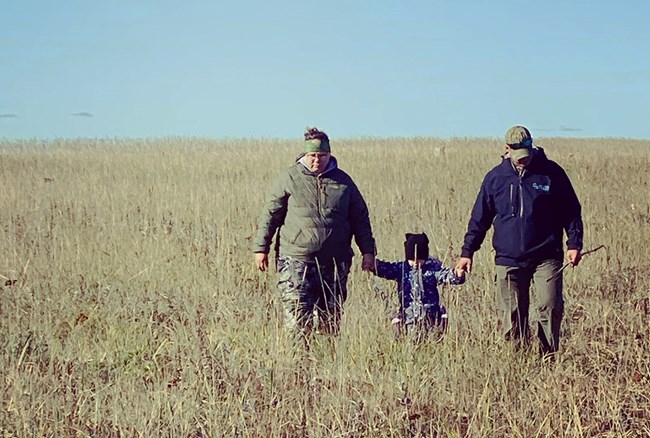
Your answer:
[374,259,401,280]
[431,258,466,285]
[434,263,465,285]
[557,166,583,251]
[251,172,289,254]
[348,181,376,255]
[461,175,496,258]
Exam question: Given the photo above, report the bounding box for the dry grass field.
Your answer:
[1,136,649,437]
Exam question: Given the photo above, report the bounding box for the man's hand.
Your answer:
[254,252,269,272]
[566,249,582,267]
[455,256,473,277]
[361,253,375,272]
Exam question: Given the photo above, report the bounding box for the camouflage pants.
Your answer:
[276,256,350,339]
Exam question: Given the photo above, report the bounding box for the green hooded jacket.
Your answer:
[252,156,375,264]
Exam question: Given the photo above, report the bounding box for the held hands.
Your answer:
[454,256,472,278]
[361,253,375,272]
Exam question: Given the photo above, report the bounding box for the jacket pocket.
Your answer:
[282,227,303,245]
[323,183,349,212]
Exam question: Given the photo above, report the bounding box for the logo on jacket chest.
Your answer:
[532,182,550,193]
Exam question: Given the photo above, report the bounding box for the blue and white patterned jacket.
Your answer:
[374,256,465,323]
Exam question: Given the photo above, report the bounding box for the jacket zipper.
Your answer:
[316,177,324,217]
[315,176,324,248]
[519,171,525,254]
[519,177,524,217]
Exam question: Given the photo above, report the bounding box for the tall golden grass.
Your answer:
[1,136,649,436]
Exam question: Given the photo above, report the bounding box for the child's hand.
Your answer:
[455,267,466,280]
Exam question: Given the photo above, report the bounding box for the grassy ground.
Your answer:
[1,136,649,437]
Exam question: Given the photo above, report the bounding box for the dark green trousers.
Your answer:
[496,259,564,354]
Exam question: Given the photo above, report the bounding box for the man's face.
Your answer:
[506,146,531,170]
[512,155,531,169]
[305,152,331,174]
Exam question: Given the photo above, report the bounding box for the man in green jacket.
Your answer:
[253,127,376,342]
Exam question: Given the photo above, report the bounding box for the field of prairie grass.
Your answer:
[1,136,649,437]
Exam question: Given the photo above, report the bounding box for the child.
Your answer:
[373,233,465,335]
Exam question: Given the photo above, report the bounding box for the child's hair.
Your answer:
[404,233,429,260]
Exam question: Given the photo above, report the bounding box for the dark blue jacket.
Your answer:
[461,148,583,267]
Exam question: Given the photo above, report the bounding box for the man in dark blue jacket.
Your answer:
[455,125,583,356]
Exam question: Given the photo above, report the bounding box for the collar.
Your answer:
[298,155,338,176]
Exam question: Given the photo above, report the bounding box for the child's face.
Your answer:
[407,259,425,268]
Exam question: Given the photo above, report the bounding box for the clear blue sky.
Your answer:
[2,0,649,140]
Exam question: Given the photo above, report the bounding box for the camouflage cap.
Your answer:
[304,127,331,153]
[304,138,331,153]
[505,125,533,161]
